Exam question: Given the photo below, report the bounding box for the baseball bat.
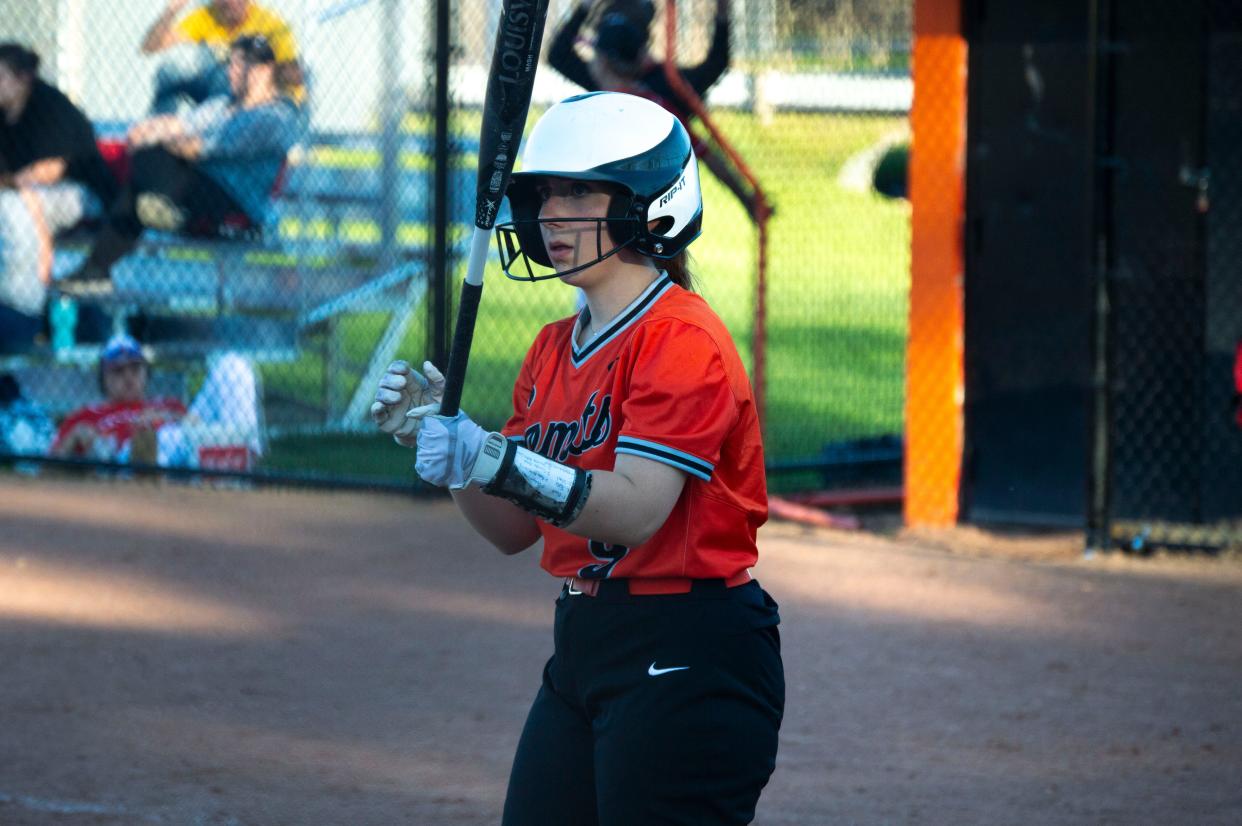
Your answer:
[439,0,550,417]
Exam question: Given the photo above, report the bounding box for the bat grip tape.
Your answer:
[439,280,482,417]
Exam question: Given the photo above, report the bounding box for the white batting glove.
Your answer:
[413,409,492,490]
[370,360,445,447]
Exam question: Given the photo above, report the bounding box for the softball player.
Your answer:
[372,91,783,825]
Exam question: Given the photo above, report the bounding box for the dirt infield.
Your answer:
[1,476,1240,825]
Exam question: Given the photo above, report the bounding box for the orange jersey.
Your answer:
[502,274,767,582]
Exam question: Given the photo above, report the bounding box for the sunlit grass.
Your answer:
[262,110,910,483]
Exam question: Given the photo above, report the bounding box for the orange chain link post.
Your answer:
[905,0,967,526]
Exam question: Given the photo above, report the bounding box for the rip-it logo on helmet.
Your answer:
[495,91,704,281]
[658,174,687,209]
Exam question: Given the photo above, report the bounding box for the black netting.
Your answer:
[1101,0,1242,550]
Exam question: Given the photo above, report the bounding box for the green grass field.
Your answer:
[261,110,911,488]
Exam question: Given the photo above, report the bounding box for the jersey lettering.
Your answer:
[523,390,612,461]
[579,539,630,579]
[502,280,766,582]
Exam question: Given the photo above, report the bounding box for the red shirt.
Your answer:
[52,398,187,457]
[502,274,767,582]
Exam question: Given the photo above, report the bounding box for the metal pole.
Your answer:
[58,0,87,102]
[379,0,402,271]
[430,0,452,369]
[1086,0,1115,555]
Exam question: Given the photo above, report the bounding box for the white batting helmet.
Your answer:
[496,91,703,281]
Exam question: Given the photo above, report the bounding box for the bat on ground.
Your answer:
[439,0,551,416]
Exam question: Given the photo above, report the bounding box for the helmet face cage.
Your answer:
[496,182,644,282]
[494,92,703,283]
[496,216,638,282]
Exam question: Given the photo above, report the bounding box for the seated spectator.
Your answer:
[0,43,118,351]
[58,35,300,296]
[49,333,264,469]
[549,0,769,219]
[0,371,56,460]
[141,0,305,113]
[50,334,187,464]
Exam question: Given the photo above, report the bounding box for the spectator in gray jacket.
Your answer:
[59,35,298,296]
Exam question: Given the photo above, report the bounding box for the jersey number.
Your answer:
[579,540,630,579]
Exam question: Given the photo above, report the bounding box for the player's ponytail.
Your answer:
[0,43,40,79]
[663,251,696,292]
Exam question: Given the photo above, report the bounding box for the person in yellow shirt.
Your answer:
[140,0,305,113]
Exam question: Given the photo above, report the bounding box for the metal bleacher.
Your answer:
[48,130,476,430]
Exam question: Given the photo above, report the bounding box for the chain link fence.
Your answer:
[1097,0,1242,551]
[0,0,913,495]
[955,0,1241,550]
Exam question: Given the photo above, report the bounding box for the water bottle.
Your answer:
[50,295,78,353]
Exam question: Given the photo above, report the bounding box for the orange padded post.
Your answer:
[905,0,966,526]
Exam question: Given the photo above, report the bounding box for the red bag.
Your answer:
[1234,342,1242,429]
[198,445,254,472]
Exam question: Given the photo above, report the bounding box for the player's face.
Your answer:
[536,178,618,281]
[103,361,148,404]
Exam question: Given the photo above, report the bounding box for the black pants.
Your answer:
[85,146,246,270]
[502,579,785,826]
